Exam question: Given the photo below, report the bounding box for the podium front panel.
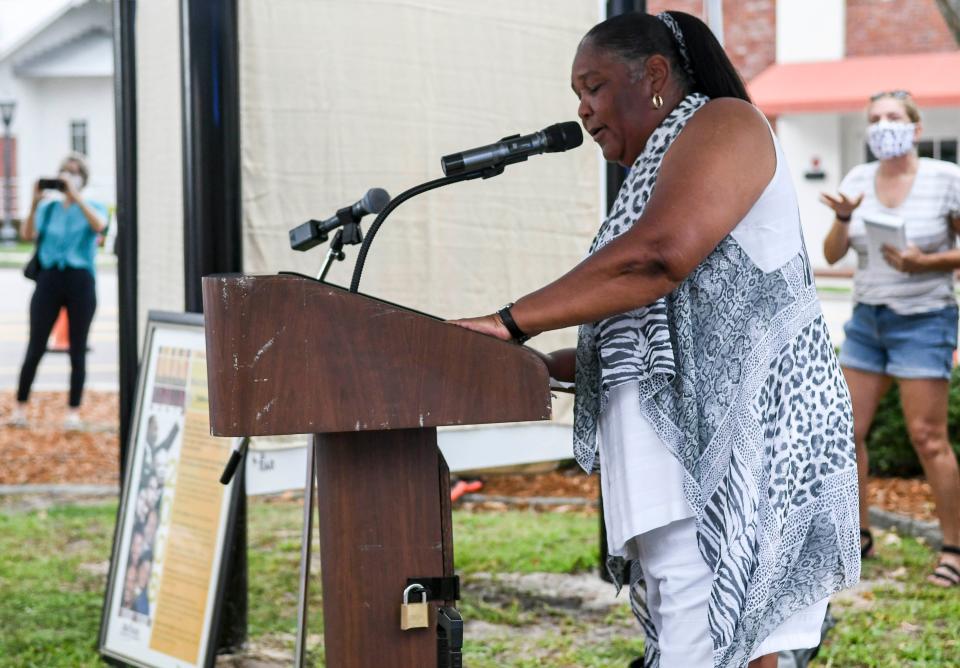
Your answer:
[314,428,453,667]
[203,274,551,436]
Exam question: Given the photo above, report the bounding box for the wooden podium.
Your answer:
[202,273,551,667]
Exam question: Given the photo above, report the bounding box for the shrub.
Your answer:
[866,365,960,476]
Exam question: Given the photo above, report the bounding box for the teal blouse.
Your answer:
[36,197,108,276]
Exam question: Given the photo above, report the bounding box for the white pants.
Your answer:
[631,517,829,668]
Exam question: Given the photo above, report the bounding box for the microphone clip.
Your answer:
[480,164,506,180]
[336,207,364,246]
[469,134,523,180]
[315,210,364,281]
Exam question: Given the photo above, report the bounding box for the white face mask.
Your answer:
[866,120,915,160]
[59,171,84,192]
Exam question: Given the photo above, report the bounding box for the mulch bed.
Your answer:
[0,390,120,486]
[474,469,939,524]
[0,391,940,524]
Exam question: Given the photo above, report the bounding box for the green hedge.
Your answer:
[866,365,960,476]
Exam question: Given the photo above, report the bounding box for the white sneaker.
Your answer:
[63,411,82,431]
[8,406,27,428]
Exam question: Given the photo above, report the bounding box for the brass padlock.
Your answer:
[400,584,429,630]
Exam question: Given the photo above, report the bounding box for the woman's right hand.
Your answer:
[819,192,863,221]
[31,181,43,207]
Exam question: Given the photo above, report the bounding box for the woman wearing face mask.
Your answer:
[9,153,107,430]
[822,91,960,589]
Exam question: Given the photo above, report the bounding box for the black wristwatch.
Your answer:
[497,303,530,344]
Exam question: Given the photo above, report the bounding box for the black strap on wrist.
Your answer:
[836,212,851,223]
[497,303,530,344]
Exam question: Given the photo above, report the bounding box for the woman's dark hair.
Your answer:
[581,11,751,103]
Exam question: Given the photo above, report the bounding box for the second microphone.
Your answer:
[289,188,391,251]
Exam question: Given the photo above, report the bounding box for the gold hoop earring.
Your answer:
[652,93,664,110]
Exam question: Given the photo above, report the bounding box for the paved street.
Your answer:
[0,265,118,392]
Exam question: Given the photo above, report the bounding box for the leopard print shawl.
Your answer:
[573,93,860,666]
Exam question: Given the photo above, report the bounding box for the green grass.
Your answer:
[816,534,960,666]
[816,285,852,295]
[0,239,34,268]
[0,240,33,254]
[454,508,600,575]
[1,497,957,667]
[0,504,115,667]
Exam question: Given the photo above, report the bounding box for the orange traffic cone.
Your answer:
[48,307,70,352]
[450,479,483,502]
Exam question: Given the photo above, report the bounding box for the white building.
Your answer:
[750,1,960,272]
[0,0,114,222]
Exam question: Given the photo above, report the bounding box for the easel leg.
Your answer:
[294,436,316,666]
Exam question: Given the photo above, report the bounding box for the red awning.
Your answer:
[749,51,960,116]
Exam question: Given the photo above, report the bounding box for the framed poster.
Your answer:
[99,311,243,668]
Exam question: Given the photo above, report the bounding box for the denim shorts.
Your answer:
[838,303,959,380]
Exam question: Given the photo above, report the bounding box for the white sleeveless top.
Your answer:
[598,126,803,558]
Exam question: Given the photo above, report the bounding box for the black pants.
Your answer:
[17,268,97,408]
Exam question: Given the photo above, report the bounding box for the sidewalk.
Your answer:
[0,265,119,392]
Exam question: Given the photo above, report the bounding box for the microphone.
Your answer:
[440,121,583,176]
[289,187,391,251]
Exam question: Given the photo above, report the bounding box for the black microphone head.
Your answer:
[361,187,391,215]
[544,121,584,152]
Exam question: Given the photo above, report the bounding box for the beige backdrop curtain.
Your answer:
[135,0,185,341]
[136,1,605,425]
[240,0,603,424]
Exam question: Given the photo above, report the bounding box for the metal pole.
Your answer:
[180,0,246,653]
[112,0,139,476]
[0,111,14,245]
[294,437,317,667]
[181,0,242,311]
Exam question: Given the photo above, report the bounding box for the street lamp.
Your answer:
[0,98,16,245]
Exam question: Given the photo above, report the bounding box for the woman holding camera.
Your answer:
[10,153,107,430]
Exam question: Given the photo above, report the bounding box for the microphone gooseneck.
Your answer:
[350,120,584,294]
[350,172,483,293]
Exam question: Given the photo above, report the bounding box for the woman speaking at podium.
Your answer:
[453,11,859,668]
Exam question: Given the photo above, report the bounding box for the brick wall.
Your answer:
[846,0,957,56]
[644,1,776,81]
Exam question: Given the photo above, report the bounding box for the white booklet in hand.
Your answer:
[863,211,907,271]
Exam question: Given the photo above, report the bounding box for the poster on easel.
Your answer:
[99,311,243,668]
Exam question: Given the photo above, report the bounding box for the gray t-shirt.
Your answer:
[841,158,960,314]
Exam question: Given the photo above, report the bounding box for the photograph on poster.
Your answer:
[99,312,242,668]
[118,350,185,623]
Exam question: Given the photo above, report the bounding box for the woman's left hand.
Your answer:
[882,243,927,273]
[447,314,512,341]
